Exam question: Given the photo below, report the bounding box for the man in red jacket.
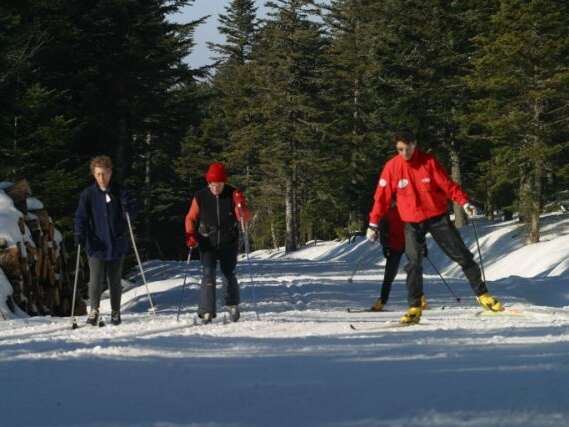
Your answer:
[185,162,251,324]
[367,131,502,324]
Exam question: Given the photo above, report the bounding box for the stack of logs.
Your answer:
[0,179,87,317]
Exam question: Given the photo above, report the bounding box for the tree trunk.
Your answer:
[518,174,529,224]
[526,96,544,243]
[449,145,466,228]
[115,115,129,183]
[293,164,300,246]
[144,131,152,246]
[527,156,543,243]
[285,173,297,252]
[270,219,279,250]
[348,75,362,230]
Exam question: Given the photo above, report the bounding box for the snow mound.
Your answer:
[250,212,569,281]
[26,197,44,211]
[0,268,12,319]
[0,190,25,248]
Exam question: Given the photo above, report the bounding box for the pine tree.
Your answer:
[370,2,478,226]
[208,0,258,65]
[176,0,261,249]
[0,2,79,221]
[322,0,387,234]
[1,1,206,256]
[203,0,260,187]
[467,0,569,242]
[248,0,332,252]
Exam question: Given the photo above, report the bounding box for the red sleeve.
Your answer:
[234,196,251,224]
[185,198,199,239]
[430,157,469,206]
[368,164,395,226]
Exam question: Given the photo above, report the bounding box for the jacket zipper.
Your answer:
[216,194,221,246]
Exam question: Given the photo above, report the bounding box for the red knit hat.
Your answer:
[205,162,227,183]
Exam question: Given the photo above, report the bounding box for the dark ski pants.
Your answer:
[379,250,404,304]
[404,214,487,308]
[198,244,240,316]
[88,256,124,312]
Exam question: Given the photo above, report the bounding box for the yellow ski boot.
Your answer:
[477,293,504,312]
[400,307,422,325]
[420,295,429,310]
[370,298,385,312]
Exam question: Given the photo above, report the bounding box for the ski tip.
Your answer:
[347,308,368,313]
[475,308,524,317]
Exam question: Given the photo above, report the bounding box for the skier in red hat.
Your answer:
[184,162,250,323]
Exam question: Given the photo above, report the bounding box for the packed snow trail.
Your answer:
[1,215,569,427]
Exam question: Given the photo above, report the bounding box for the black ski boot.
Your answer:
[111,310,121,326]
[228,305,240,322]
[202,312,213,325]
[86,308,99,326]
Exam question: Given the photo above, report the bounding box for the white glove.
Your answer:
[463,202,476,218]
[366,225,379,242]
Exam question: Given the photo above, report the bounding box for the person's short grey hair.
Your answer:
[90,155,113,173]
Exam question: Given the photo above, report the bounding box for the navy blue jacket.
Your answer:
[74,183,135,260]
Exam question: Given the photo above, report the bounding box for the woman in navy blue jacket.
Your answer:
[74,156,135,326]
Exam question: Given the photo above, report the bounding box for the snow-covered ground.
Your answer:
[1,214,569,427]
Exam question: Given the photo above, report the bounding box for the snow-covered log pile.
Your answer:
[0,179,86,319]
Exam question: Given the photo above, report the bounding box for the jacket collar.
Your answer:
[92,182,112,194]
[404,148,424,165]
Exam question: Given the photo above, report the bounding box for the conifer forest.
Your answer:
[2,0,569,258]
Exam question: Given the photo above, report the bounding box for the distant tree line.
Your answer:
[2,0,569,258]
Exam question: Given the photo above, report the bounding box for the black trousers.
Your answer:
[379,250,403,304]
[88,256,124,312]
[404,214,487,307]
[198,243,240,316]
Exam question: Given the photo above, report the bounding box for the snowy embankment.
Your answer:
[1,213,569,427]
[0,183,24,318]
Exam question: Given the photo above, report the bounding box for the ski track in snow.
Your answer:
[1,215,569,427]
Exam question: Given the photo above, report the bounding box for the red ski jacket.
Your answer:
[369,148,469,225]
[380,205,405,251]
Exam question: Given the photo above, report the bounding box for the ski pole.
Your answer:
[347,251,367,283]
[470,219,487,284]
[176,249,192,321]
[237,205,260,320]
[425,255,461,303]
[125,211,156,315]
[347,239,378,283]
[70,244,81,329]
